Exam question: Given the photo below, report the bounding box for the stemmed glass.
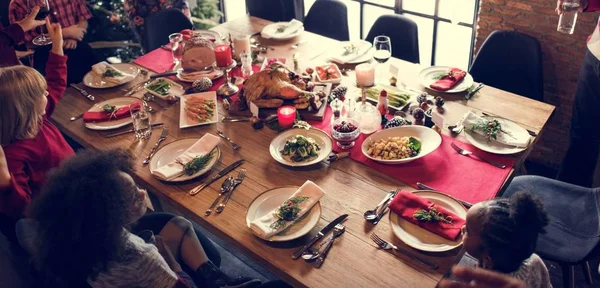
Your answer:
[28,0,52,45]
[372,35,391,83]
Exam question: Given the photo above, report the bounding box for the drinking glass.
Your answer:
[558,0,580,34]
[169,33,185,67]
[28,0,52,46]
[131,101,152,140]
[372,35,391,83]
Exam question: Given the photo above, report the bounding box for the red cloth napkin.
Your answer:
[83,102,141,123]
[430,68,467,91]
[308,108,515,204]
[389,191,466,241]
[133,48,174,73]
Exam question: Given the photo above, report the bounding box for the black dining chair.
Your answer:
[470,30,544,102]
[503,175,600,288]
[142,9,193,52]
[304,0,349,41]
[365,14,419,64]
[245,0,304,22]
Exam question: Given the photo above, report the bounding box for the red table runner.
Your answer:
[309,108,516,204]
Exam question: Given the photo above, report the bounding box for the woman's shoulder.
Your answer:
[511,254,552,288]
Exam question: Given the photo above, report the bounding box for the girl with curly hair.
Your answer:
[14,149,261,288]
[462,192,551,288]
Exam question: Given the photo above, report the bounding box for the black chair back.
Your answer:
[143,9,193,52]
[304,0,349,41]
[470,30,544,102]
[245,0,304,22]
[1,0,10,28]
[365,14,419,64]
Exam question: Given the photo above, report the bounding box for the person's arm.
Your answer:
[0,149,34,218]
[8,0,37,42]
[585,0,600,12]
[44,20,67,117]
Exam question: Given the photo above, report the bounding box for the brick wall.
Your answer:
[475,0,598,168]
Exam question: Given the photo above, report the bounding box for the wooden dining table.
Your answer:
[52,16,555,288]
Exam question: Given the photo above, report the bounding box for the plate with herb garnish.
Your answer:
[418,66,473,93]
[149,138,221,182]
[84,97,138,130]
[84,63,139,89]
[246,186,322,242]
[463,112,531,155]
[389,190,467,252]
[329,40,373,64]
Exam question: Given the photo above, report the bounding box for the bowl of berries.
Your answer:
[331,119,360,149]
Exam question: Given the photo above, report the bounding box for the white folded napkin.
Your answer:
[250,180,325,239]
[262,19,303,39]
[330,41,372,64]
[462,111,530,148]
[92,61,134,84]
[152,133,220,180]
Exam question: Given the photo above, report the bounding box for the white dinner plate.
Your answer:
[361,126,442,164]
[144,78,185,99]
[418,66,474,93]
[328,40,374,64]
[83,63,140,89]
[269,128,333,167]
[179,92,219,129]
[149,138,220,182]
[389,190,467,252]
[176,69,224,83]
[246,186,322,242]
[261,22,304,40]
[464,116,530,155]
[84,97,139,130]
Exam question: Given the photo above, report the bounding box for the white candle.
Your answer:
[355,63,375,87]
[233,35,251,58]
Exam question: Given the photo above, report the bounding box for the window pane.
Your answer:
[366,0,395,8]
[404,14,433,65]
[304,0,316,16]
[347,0,361,40]
[434,21,472,69]
[224,0,247,21]
[363,4,394,38]
[438,0,476,24]
[402,0,435,15]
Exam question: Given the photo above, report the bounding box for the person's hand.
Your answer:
[15,6,46,32]
[15,49,34,59]
[63,39,77,50]
[556,0,564,14]
[62,25,86,41]
[0,146,11,189]
[154,236,182,273]
[438,266,526,288]
[46,19,64,56]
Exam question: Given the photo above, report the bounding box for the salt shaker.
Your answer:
[240,52,253,79]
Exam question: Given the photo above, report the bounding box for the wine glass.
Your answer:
[28,0,52,46]
[372,35,391,83]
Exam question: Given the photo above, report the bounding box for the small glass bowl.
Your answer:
[331,118,361,149]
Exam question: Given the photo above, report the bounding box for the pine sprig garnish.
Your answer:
[177,150,216,175]
[432,73,447,80]
[102,104,118,119]
[270,196,309,230]
[413,206,453,224]
[470,119,511,142]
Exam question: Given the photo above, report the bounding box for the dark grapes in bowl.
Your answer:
[331,120,360,149]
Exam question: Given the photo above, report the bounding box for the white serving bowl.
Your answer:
[361,126,442,164]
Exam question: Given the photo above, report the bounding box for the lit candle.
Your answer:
[277,106,297,129]
[355,63,375,87]
[214,44,233,67]
[233,35,251,58]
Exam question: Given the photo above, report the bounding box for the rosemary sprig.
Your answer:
[431,73,447,80]
[179,150,216,175]
[413,206,453,224]
[470,119,511,142]
[103,68,124,78]
[342,44,358,56]
[270,196,309,230]
[102,104,118,119]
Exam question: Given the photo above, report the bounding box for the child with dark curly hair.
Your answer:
[462,192,552,288]
[14,149,261,288]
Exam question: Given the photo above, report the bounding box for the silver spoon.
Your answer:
[364,191,396,221]
[302,224,345,261]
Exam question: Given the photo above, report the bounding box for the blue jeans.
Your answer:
[558,49,600,187]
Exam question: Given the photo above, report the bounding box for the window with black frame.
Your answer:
[222,0,479,69]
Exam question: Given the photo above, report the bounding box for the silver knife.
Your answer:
[416,182,473,208]
[125,79,152,97]
[189,159,245,196]
[292,214,348,260]
[105,123,164,138]
[150,71,178,79]
[222,117,251,122]
[143,127,169,165]
[70,84,95,101]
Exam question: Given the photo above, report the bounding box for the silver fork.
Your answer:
[450,142,506,169]
[205,176,234,216]
[370,233,438,270]
[314,224,345,268]
[215,169,246,213]
[217,130,240,150]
